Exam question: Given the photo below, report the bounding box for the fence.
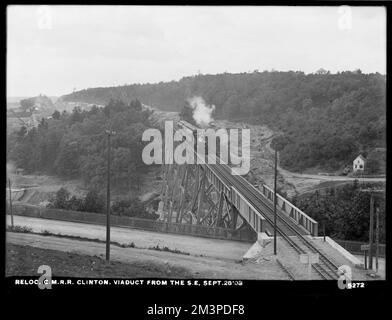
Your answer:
[260,184,318,236]
[7,203,257,243]
[335,239,385,258]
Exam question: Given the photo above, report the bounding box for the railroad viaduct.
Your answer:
[157,119,343,280]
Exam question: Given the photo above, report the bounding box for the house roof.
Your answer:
[355,154,366,162]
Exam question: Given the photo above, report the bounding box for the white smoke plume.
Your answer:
[187,96,215,128]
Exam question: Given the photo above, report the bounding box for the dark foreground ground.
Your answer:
[6,243,192,278]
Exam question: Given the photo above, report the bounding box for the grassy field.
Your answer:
[6,243,192,278]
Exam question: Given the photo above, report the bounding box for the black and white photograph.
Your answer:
[4,3,387,299]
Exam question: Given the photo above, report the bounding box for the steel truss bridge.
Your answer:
[160,120,339,280]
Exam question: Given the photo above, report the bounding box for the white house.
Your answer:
[353,155,366,172]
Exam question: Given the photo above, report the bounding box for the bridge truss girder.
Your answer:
[160,163,247,230]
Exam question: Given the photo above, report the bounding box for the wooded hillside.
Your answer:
[62,71,386,171]
[7,99,152,192]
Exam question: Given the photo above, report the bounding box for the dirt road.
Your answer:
[6,173,87,206]
[265,141,386,182]
[7,215,251,261]
[6,231,290,280]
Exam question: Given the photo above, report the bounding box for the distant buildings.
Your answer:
[353,154,366,172]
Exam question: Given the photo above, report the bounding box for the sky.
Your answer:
[7,5,386,97]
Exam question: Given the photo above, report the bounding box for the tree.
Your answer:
[111,197,147,218]
[225,94,243,119]
[20,98,35,113]
[55,141,80,178]
[103,99,128,117]
[365,158,380,174]
[17,126,27,139]
[69,106,85,123]
[80,154,106,188]
[179,101,195,124]
[292,182,385,242]
[52,110,61,120]
[67,195,84,211]
[9,72,386,180]
[316,68,328,75]
[88,105,100,115]
[130,99,142,111]
[271,135,290,151]
[47,187,105,213]
[38,118,48,130]
[47,187,71,209]
[82,190,105,213]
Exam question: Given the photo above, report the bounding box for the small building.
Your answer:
[353,155,366,172]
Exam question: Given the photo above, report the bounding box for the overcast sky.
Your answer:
[7,5,386,97]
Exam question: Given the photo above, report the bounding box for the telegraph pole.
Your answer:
[375,206,380,273]
[360,188,383,272]
[369,193,374,270]
[105,129,116,261]
[8,178,14,228]
[273,147,278,255]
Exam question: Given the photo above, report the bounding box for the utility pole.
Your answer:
[273,147,278,255]
[369,193,374,270]
[8,178,14,228]
[360,188,384,272]
[105,129,116,261]
[375,206,379,273]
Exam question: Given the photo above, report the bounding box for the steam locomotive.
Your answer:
[177,120,216,161]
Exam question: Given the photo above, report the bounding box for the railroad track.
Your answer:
[179,121,340,280]
[209,163,340,280]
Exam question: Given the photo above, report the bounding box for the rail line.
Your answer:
[210,163,340,280]
[276,258,295,280]
[178,120,340,280]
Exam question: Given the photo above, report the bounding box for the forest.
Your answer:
[45,186,157,219]
[292,181,385,243]
[62,70,386,172]
[6,94,386,239]
[7,99,152,193]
